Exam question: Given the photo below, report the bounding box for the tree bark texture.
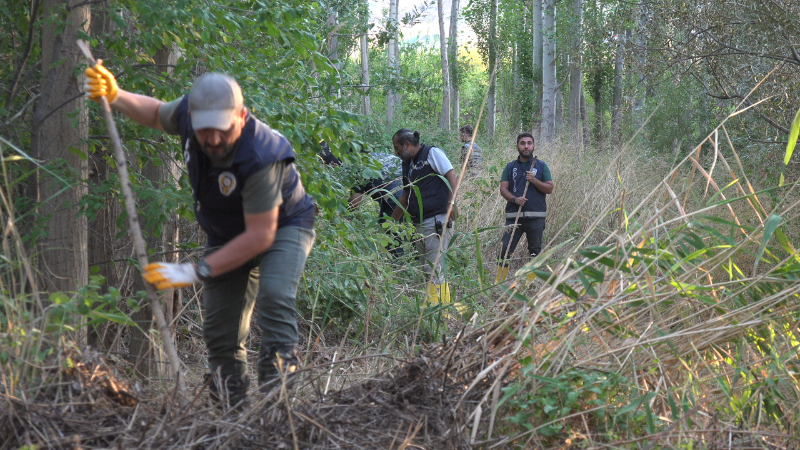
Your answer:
[532,0,543,118]
[568,0,584,151]
[33,0,90,295]
[438,0,451,130]
[387,0,399,123]
[360,34,371,116]
[86,0,121,351]
[487,0,498,137]
[449,0,460,127]
[540,0,556,144]
[633,3,648,121]
[327,10,341,98]
[611,32,625,148]
[126,47,183,379]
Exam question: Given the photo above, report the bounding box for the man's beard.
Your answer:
[201,142,236,163]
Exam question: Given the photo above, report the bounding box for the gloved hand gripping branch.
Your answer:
[84,60,119,104]
[143,262,199,290]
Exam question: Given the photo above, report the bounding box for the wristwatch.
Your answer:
[195,259,213,281]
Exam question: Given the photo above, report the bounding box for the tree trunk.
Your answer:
[131,157,181,379]
[540,0,556,144]
[449,0,460,127]
[512,15,521,130]
[611,32,625,148]
[387,0,399,123]
[327,10,341,98]
[86,0,121,351]
[581,92,591,148]
[360,34,371,116]
[568,0,583,151]
[437,0,451,130]
[32,0,90,297]
[533,0,543,120]
[633,3,648,122]
[127,47,183,379]
[555,83,564,136]
[487,0,498,137]
[87,148,122,351]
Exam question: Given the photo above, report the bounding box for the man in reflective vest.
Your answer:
[496,133,554,282]
[85,64,316,408]
[391,129,459,312]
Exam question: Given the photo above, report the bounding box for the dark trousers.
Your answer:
[375,179,404,256]
[202,226,315,385]
[498,218,545,266]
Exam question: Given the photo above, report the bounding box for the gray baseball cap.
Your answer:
[188,73,243,130]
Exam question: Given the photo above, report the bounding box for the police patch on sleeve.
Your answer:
[218,172,237,196]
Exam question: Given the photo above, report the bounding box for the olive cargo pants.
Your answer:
[202,226,315,387]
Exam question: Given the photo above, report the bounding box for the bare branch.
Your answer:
[3,95,39,126]
[5,0,41,108]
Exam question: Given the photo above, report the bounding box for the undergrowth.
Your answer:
[2,101,800,448]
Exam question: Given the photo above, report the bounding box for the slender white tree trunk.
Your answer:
[438,0,451,130]
[611,32,625,147]
[512,16,521,129]
[533,0,543,125]
[361,34,371,115]
[541,0,556,144]
[387,0,399,123]
[634,3,648,120]
[487,0,498,136]
[449,0,460,127]
[327,10,341,98]
[568,0,583,151]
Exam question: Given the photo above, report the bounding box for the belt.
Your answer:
[505,211,546,219]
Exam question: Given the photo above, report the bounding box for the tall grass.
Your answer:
[2,104,799,448]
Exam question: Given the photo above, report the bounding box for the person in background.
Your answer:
[459,125,483,179]
[85,63,316,409]
[319,142,405,255]
[495,133,554,283]
[391,129,458,311]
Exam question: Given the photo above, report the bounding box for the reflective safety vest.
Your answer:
[504,158,547,219]
[176,96,315,247]
[402,144,450,223]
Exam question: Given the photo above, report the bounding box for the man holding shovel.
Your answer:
[495,133,554,283]
[84,63,316,408]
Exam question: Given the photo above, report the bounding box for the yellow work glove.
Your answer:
[142,262,199,290]
[84,60,119,104]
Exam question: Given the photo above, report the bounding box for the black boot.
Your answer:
[205,372,251,411]
[257,344,299,393]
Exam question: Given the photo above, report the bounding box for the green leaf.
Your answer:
[780,106,800,186]
[615,392,654,420]
[753,214,782,274]
[474,227,484,288]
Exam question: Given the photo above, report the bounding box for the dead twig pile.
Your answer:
[0,321,520,450]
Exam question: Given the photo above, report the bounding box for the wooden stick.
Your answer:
[76,40,186,396]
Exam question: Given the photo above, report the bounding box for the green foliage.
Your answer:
[502,363,635,441]
[301,211,418,340]
[46,275,132,332]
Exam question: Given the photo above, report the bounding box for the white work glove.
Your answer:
[142,262,199,290]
